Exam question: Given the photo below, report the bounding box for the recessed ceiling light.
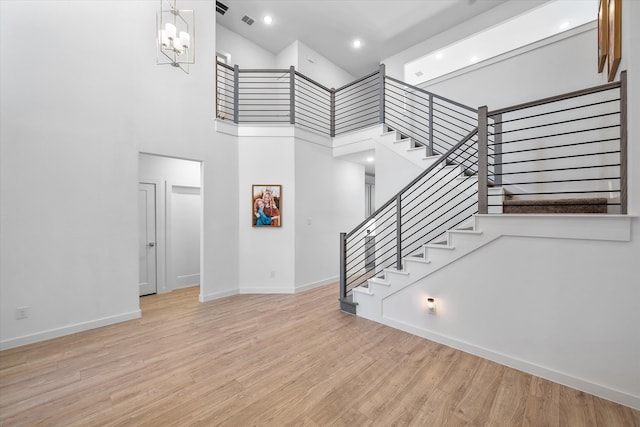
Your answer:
[559,21,570,30]
[435,52,443,60]
[263,15,273,25]
[470,56,478,63]
[366,156,375,162]
[352,39,362,48]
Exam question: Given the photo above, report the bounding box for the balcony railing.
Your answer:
[215,62,627,304]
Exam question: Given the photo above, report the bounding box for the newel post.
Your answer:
[233,64,239,124]
[620,70,627,215]
[478,106,489,214]
[330,88,336,137]
[395,194,402,270]
[493,113,503,187]
[339,232,347,299]
[289,65,296,125]
[378,63,386,125]
[427,94,434,157]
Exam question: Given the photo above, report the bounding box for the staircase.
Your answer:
[376,129,441,170]
[340,72,627,315]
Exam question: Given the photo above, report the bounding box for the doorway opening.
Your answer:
[138,153,202,300]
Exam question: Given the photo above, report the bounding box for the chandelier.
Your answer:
[157,0,195,74]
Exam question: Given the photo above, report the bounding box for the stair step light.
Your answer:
[426,297,436,313]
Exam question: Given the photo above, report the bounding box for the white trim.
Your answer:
[295,276,338,293]
[416,21,596,88]
[139,178,167,294]
[381,316,640,410]
[174,274,200,289]
[215,119,238,136]
[0,310,141,351]
[199,288,238,303]
[239,287,295,294]
[166,182,201,292]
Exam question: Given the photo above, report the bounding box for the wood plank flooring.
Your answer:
[1,283,639,426]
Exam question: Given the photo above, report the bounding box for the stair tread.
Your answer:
[383,268,409,275]
[404,255,431,264]
[425,242,455,250]
[503,197,608,205]
[449,229,482,235]
[503,197,608,214]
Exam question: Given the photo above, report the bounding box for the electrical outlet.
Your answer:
[16,307,29,320]
[270,271,275,279]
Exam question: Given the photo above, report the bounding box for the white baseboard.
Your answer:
[382,316,640,411]
[239,287,294,294]
[0,310,142,351]
[174,273,200,290]
[199,288,238,302]
[295,276,338,293]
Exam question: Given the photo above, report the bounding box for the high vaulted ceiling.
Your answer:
[216,0,510,77]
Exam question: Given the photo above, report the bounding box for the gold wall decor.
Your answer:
[597,0,608,73]
[607,0,622,82]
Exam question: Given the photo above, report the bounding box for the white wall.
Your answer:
[294,133,365,291]
[237,129,297,293]
[374,143,423,208]
[275,40,355,88]
[171,187,201,289]
[0,0,239,349]
[623,0,639,216]
[276,41,298,70]
[216,24,277,68]
[232,125,365,294]
[376,219,640,409]
[418,25,605,111]
[382,0,548,81]
[360,0,640,409]
[296,41,355,89]
[139,154,202,187]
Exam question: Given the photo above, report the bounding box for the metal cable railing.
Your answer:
[237,68,291,124]
[384,76,477,156]
[340,129,480,297]
[334,69,381,135]
[480,71,627,215]
[217,61,628,306]
[216,62,235,121]
[295,71,332,135]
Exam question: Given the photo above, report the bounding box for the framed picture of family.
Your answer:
[252,185,282,227]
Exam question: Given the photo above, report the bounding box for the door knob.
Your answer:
[148,242,155,247]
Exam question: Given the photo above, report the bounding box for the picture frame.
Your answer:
[607,0,621,82]
[252,185,282,227]
[597,0,608,73]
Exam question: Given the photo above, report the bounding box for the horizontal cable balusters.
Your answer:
[486,77,625,213]
[342,129,480,294]
[216,62,235,121]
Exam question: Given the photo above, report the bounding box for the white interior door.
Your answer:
[139,183,157,296]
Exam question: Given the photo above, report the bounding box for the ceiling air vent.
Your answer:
[241,15,255,26]
[216,1,228,15]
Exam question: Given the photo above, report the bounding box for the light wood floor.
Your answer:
[1,283,638,426]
